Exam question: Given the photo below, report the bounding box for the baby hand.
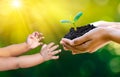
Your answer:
[40,42,61,61]
[26,31,44,49]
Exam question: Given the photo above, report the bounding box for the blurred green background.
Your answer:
[0,0,120,77]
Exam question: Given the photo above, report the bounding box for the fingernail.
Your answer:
[57,56,59,58]
[56,45,59,47]
[40,42,43,45]
[60,41,63,44]
[59,49,61,52]
[51,42,55,45]
[42,37,45,39]
[43,44,47,47]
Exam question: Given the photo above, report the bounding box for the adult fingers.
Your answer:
[71,28,101,46]
[63,45,69,50]
[72,50,88,55]
[71,33,91,46]
[71,40,96,54]
[61,38,72,45]
[74,40,94,51]
[60,40,69,50]
[62,41,79,52]
[89,41,109,53]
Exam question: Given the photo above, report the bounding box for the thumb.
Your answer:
[41,44,47,50]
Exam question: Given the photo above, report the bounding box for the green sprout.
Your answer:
[60,12,83,30]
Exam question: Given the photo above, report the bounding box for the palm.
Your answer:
[26,32,44,49]
[27,37,40,49]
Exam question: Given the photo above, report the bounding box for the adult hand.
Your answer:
[61,27,111,54]
[60,21,116,54]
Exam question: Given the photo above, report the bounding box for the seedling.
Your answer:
[60,12,83,30]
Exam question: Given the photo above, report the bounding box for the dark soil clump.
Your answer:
[64,24,96,40]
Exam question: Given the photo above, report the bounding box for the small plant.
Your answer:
[60,12,83,30]
[60,11,96,40]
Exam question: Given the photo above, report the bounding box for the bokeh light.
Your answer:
[109,57,120,73]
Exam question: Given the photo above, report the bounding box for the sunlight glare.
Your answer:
[12,0,21,8]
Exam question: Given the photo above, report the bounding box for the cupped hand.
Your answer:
[60,27,111,54]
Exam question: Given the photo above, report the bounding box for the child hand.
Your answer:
[40,43,61,61]
[26,31,44,49]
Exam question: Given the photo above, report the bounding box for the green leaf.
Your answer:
[60,20,72,23]
[73,12,83,23]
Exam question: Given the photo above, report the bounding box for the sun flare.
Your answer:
[12,0,21,8]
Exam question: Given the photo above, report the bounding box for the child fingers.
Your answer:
[29,34,34,39]
[47,42,55,48]
[51,49,61,55]
[32,31,43,38]
[51,56,59,60]
[32,31,38,37]
[37,32,43,39]
[38,37,44,42]
[38,42,43,46]
[30,33,44,42]
[41,44,47,50]
[39,33,43,37]
[49,45,59,52]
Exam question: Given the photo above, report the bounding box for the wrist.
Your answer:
[39,53,46,62]
[37,54,45,62]
[24,42,32,50]
[104,27,117,41]
[91,21,115,28]
[106,27,120,43]
[98,27,112,41]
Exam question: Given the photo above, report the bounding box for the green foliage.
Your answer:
[73,12,83,23]
[60,20,72,23]
[60,11,83,30]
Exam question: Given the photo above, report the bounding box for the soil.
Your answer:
[64,24,96,40]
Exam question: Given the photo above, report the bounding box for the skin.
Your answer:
[60,21,120,54]
[0,32,61,71]
[0,32,44,57]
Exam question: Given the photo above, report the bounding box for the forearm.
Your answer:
[107,27,120,44]
[17,53,44,68]
[0,42,31,57]
[92,21,120,29]
[92,21,120,43]
[0,54,44,71]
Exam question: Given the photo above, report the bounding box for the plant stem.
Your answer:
[73,23,77,31]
